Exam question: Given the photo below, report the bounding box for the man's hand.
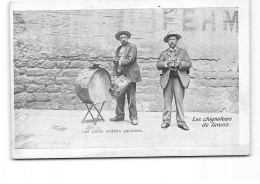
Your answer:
[169,65,178,72]
[166,58,177,66]
[112,57,120,65]
[111,76,117,83]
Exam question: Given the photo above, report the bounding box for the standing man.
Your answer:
[156,31,192,130]
[110,31,141,125]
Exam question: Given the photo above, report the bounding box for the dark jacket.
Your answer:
[156,47,192,89]
[113,42,141,82]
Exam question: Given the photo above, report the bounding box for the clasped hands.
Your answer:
[166,58,179,71]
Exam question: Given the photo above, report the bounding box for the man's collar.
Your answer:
[121,42,130,47]
[169,46,178,51]
[166,46,180,56]
[169,47,175,52]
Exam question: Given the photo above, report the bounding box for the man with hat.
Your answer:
[156,31,192,130]
[110,31,141,125]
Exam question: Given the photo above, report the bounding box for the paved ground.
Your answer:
[13,109,239,149]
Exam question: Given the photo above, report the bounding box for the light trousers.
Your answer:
[163,76,186,125]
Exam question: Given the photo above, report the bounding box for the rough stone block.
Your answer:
[44,69,62,77]
[141,62,158,70]
[62,69,80,77]
[14,68,19,77]
[192,63,213,72]
[55,78,63,85]
[139,78,160,87]
[202,71,238,80]
[19,68,27,75]
[32,76,56,85]
[14,60,27,68]
[49,94,78,109]
[33,93,50,102]
[184,87,231,112]
[49,93,60,102]
[69,61,89,69]
[57,61,70,69]
[203,72,219,79]
[27,60,56,69]
[227,89,239,103]
[27,60,45,68]
[26,68,46,76]
[26,84,45,93]
[141,70,161,78]
[192,80,207,88]
[148,94,164,112]
[194,79,238,88]
[137,86,161,94]
[228,102,239,113]
[49,93,77,104]
[14,85,25,94]
[212,64,231,72]
[13,53,20,61]
[45,85,61,93]
[138,58,158,64]
[220,79,239,87]
[14,76,31,85]
[224,71,239,79]
[75,103,87,110]
[14,92,34,103]
[190,71,205,79]
[43,61,57,69]
[27,69,61,77]
[137,94,156,102]
[61,77,77,85]
[60,84,75,94]
[59,104,76,110]
[14,103,24,109]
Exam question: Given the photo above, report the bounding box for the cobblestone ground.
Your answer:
[13,109,239,149]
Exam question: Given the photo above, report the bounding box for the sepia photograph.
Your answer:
[10,0,250,158]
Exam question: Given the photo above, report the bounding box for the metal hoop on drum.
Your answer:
[75,65,111,125]
[109,75,132,99]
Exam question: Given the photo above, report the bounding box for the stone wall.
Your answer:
[13,8,239,113]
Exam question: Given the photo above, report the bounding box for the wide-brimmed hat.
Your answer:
[115,31,131,40]
[163,31,182,42]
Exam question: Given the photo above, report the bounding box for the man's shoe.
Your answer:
[178,124,189,130]
[161,121,170,128]
[131,119,138,125]
[109,116,124,121]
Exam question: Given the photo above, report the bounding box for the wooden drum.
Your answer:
[75,68,111,104]
[109,75,132,99]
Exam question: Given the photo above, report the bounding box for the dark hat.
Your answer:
[115,31,131,40]
[163,31,182,42]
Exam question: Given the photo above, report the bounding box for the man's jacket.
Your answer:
[113,42,141,82]
[156,47,192,89]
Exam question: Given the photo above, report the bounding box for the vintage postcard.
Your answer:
[10,0,250,158]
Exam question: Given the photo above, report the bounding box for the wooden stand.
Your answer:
[81,102,105,125]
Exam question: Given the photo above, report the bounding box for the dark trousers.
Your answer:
[115,82,138,120]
